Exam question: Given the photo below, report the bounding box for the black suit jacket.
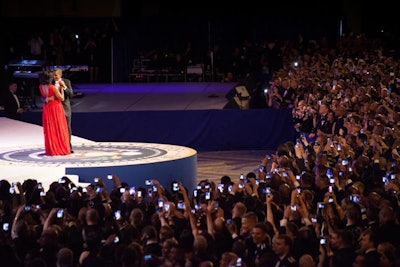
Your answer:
[364,250,380,267]
[3,90,21,120]
[61,78,73,117]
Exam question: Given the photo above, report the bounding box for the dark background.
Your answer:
[1,0,399,83]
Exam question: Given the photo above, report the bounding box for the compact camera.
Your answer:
[350,195,361,203]
[114,210,121,220]
[173,182,179,191]
[57,209,64,218]
[158,199,164,208]
[177,202,185,209]
[217,184,224,192]
[144,254,152,261]
[129,187,136,195]
[3,223,9,231]
[164,203,170,211]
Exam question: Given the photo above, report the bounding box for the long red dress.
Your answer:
[40,84,71,156]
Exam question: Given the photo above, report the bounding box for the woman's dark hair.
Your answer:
[39,70,53,84]
[0,180,11,201]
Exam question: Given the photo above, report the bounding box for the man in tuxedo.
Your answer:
[53,68,73,151]
[272,234,298,267]
[3,80,24,120]
[359,228,380,267]
[279,78,296,109]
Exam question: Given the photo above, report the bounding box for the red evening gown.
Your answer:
[40,84,71,156]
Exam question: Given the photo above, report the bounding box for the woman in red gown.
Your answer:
[39,71,71,156]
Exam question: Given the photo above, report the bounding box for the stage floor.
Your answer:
[1,82,277,190]
[0,117,197,191]
[28,82,237,112]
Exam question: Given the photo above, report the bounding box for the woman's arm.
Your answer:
[53,84,65,101]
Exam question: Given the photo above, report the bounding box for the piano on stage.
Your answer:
[46,65,89,72]
[7,60,47,109]
[8,59,46,80]
[6,60,89,109]
[13,70,41,79]
[7,60,89,78]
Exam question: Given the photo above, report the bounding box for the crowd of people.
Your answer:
[1,32,400,267]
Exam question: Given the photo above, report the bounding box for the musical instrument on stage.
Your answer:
[8,60,45,79]
[7,59,46,69]
[6,60,46,110]
[7,60,89,73]
[10,64,89,81]
[46,65,89,72]
[13,71,41,79]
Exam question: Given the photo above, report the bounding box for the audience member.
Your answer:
[2,28,400,267]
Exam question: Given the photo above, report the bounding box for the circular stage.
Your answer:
[0,142,197,192]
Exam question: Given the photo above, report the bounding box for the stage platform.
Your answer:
[17,82,296,152]
[0,117,197,192]
[0,82,296,191]
[35,82,238,112]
